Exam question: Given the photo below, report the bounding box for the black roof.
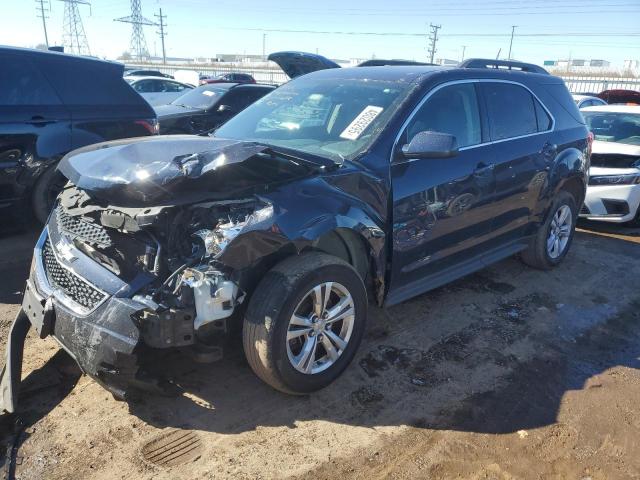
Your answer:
[0,45,122,69]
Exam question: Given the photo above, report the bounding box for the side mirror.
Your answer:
[401,131,459,159]
[217,104,235,114]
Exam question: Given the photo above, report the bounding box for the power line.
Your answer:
[115,0,156,61]
[223,27,640,38]
[35,0,50,47]
[154,7,167,64]
[428,24,441,64]
[59,0,91,55]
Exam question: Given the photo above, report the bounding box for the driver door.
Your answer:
[387,81,498,305]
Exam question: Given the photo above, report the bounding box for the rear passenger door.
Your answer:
[479,81,554,246]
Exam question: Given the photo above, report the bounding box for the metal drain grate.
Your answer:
[141,429,203,467]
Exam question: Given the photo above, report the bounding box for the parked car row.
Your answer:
[1,53,593,415]
[579,104,640,226]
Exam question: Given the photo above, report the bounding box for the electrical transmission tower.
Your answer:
[115,0,156,61]
[36,0,51,47]
[59,0,91,56]
[154,8,167,64]
[427,23,441,64]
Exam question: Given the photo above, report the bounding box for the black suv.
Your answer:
[155,83,276,135]
[0,47,157,223]
[0,56,589,412]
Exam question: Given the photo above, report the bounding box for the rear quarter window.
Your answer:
[482,82,539,140]
[37,57,148,106]
[0,53,62,105]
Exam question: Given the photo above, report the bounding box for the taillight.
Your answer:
[587,131,594,158]
[135,119,159,135]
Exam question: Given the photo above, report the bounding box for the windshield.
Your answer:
[583,111,640,145]
[214,74,414,161]
[171,85,229,109]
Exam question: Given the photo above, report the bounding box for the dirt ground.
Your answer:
[1,220,639,480]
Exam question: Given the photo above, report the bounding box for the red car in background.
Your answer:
[199,72,256,85]
[598,89,640,105]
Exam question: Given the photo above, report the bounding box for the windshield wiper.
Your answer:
[259,144,341,170]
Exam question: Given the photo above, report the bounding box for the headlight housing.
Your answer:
[193,203,274,257]
[589,173,640,186]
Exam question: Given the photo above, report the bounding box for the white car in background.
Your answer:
[572,94,607,109]
[580,105,640,225]
[124,76,194,106]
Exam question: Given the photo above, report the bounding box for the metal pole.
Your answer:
[37,0,50,47]
[262,33,266,61]
[158,8,166,64]
[461,45,466,61]
[508,25,517,60]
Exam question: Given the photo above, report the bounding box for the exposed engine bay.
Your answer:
[55,184,276,350]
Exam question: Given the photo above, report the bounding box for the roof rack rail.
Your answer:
[459,58,549,75]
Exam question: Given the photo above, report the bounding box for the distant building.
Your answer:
[544,58,614,72]
[436,58,459,66]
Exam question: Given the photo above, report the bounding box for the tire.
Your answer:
[520,190,578,270]
[31,165,66,224]
[242,252,367,395]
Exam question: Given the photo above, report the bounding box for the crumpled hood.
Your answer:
[57,135,313,207]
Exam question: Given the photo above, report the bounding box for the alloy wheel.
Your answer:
[547,204,572,259]
[286,282,355,375]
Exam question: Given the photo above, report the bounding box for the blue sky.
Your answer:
[2,0,639,66]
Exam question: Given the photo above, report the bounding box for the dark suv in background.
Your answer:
[0,47,157,223]
[1,56,589,414]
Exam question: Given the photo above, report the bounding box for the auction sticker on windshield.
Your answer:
[340,106,384,140]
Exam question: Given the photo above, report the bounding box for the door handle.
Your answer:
[28,115,57,126]
[474,162,495,175]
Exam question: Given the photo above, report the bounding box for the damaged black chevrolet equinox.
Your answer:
[1,57,590,411]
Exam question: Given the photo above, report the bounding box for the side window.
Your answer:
[405,82,481,148]
[483,83,538,140]
[38,57,146,106]
[0,54,61,105]
[134,80,157,93]
[164,82,188,93]
[221,88,259,112]
[534,98,552,131]
[581,100,592,108]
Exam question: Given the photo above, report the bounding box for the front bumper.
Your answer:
[580,184,640,223]
[1,224,164,416]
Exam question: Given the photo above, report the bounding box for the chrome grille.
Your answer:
[43,238,106,311]
[56,205,112,247]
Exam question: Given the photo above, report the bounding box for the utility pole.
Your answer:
[262,33,266,61]
[59,0,91,56]
[461,45,467,62]
[155,7,167,64]
[427,23,441,64]
[115,0,156,62]
[36,0,50,47]
[508,25,517,60]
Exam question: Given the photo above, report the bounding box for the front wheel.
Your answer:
[242,252,367,394]
[520,190,577,270]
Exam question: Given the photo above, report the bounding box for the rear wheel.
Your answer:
[32,165,66,224]
[242,252,367,394]
[520,190,577,270]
